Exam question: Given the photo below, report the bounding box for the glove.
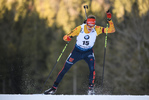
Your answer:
[106,10,112,21]
[63,35,71,41]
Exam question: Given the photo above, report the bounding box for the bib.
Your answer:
[76,24,97,51]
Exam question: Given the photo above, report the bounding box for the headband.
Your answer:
[87,18,96,25]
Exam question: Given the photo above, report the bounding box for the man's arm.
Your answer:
[96,11,115,36]
[104,20,115,33]
[63,26,81,41]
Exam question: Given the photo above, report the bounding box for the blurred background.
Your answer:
[0,0,149,95]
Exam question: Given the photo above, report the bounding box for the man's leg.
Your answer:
[53,49,82,88]
[84,51,95,95]
[84,52,95,87]
[44,49,82,94]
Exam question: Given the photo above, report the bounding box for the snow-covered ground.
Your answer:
[0,95,149,100]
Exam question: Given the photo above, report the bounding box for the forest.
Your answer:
[0,0,149,95]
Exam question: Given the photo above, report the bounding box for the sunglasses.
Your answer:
[87,24,95,28]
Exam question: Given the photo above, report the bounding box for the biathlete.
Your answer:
[44,11,115,95]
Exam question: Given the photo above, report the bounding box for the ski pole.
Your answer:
[83,5,88,19]
[101,10,109,89]
[40,42,69,93]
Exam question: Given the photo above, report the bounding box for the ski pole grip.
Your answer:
[106,10,110,13]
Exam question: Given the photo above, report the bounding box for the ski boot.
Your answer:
[87,85,95,95]
[44,86,57,95]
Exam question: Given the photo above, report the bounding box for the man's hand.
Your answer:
[106,10,111,19]
[63,35,71,41]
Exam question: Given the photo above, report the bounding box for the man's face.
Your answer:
[87,23,95,32]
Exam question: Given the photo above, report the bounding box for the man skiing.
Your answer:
[44,11,115,95]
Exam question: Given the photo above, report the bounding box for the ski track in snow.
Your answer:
[0,95,149,100]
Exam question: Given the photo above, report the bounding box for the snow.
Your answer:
[0,95,149,100]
